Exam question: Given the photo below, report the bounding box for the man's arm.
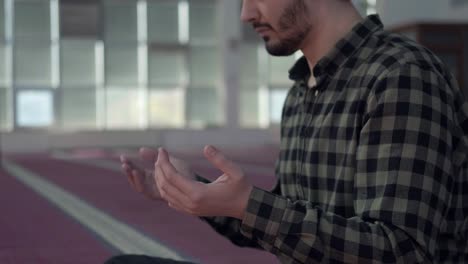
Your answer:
[238,63,454,262]
[195,171,281,249]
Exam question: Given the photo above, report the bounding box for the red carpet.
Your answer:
[6,148,279,264]
[0,167,112,264]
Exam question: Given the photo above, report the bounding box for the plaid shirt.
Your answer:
[200,15,468,263]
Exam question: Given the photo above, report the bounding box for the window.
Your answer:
[0,88,9,130]
[102,0,145,130]
[269,89,288,124]
[5,0,225,131]
[239,43,262,127]
[14,0,51,41]
[351,0,376,15]
[147,1,180,44]
[189,1,217,44]
[1,0,10,131]
[366,0,376,15]
[61,39,96,86]
[187,0,221,127]
[149,48,187,86]
[103,0,137,43]
[104,88,145,129]
[0,42,6,86]
[59,88,96,129]
[149,88,185,128]
[186,87,220,128]
[13,0,53,86]
[147,0,192,129]
[189,46,220,86]
[238,42,299,127]
[0,0,5,41]
[14,42,52,86]
[60,1,99,38]
[58,1,99,131]
[16,89,54,128]
[105,45,139,86]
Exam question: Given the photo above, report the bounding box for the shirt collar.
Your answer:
[289,15,384,82]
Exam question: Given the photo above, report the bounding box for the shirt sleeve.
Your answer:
[238,63,455,263]
[195,171,281,249]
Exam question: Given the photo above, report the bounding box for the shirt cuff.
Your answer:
[240,186,288,246]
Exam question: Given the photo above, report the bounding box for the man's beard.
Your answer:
[263,0,311,56]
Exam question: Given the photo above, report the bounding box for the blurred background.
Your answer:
[0,0,467,263]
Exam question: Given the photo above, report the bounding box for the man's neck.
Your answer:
[301,6,363,82]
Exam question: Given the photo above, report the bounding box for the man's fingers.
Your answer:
[158,148,195,191]
[120,154,128,164]
[122,164,137,190]
[121,155,137,171]
[155,165,191,207]
[156,148,178,174]
[121,155,147,180]
[203,145,243,177]
[158,163,198,195]
[132,170,145,193]
[139,147,159,163]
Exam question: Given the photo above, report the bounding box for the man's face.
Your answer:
[241,0,314,56]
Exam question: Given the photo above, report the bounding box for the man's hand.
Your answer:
[120,147,195,200]
[155,145,253,220]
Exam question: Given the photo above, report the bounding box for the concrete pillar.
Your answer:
[219,0,241,129]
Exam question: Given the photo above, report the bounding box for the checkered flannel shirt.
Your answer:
[198,15,468,263]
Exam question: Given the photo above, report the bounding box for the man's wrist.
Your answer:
[235,184,254,219]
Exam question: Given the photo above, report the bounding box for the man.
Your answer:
[109,0,468,263]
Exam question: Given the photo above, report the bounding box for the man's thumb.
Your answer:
[204,145,242,176]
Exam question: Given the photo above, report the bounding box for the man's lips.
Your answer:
[253,23,273,34]
[253,25,273,36]
[255,26,271,33]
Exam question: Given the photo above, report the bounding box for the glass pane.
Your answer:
[269,89,288,124]
[105,88,144,129]
[60,88,96,129]
[0,43,6,85]
[16,89,54,127]
[149,88,184,128]
[240,43,259,88]
[14,0,50,40]
[187,87,220,127]
[105,45,138,86]
[149,49,186,85]
[0,0,4,40]
[189,46,219,86]
[269,55,296,85]
[239,89,260,128]
[60,2,99,38]
[242,21,260,42]
[61,39,96,86]
[148,1,179,43]
[189,1,217,43]
[0,88,8,130]
[14,42,51,86]
[103,1,137,42]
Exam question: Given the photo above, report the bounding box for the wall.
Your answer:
[0,128,278,153]
[376,0,468,27]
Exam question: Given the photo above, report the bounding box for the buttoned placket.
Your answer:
[290,81,306,199]
[296,74,327,199]
[294,78,322,199]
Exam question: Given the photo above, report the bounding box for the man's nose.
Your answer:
[240,0,259,23]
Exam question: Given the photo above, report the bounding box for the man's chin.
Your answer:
[264,42,297,57]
